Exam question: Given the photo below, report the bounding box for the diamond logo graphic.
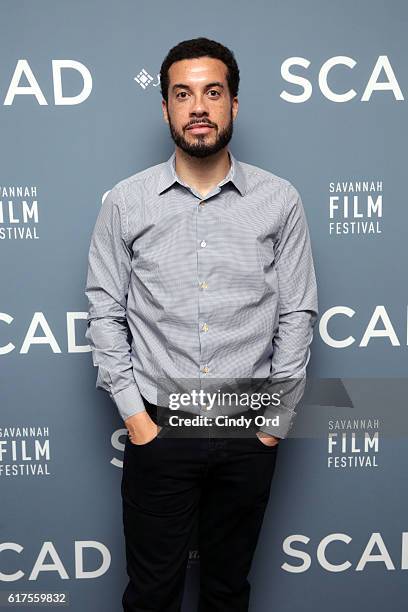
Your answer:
[134,69,154,89]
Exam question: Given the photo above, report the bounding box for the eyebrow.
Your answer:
[172,81,225,93]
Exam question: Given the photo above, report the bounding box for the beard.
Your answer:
[167,108,234,158]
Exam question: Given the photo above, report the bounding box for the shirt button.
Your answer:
[199,281,208,289]
[200,240,207,248]
[199,201,206,207]
[201,323,209,332]
[202,365,209,374]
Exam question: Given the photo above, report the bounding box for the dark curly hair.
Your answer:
[160,37,240,104]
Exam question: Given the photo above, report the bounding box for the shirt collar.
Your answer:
[156,149,246,197]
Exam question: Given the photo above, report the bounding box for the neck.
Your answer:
[174,147,231,198]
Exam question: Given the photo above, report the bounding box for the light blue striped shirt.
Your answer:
[84,149,318,438]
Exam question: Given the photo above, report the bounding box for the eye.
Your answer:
[208,90,220,97]
[176,91,188,99]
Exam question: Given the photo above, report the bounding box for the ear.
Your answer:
[231,96,239,121]
[162,99,169,125]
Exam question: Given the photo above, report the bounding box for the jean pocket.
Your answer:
[126,433,160,449]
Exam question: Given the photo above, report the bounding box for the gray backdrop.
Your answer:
[1,0,407,610]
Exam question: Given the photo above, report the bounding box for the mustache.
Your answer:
[185,120,215,129]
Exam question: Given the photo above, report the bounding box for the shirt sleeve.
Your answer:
[259,182,319,439]
[84,184,146,422]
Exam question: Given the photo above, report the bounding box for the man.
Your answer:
[85,37,318,612]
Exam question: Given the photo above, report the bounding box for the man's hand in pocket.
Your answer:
[125,410,162,445]
[256,432,281,447]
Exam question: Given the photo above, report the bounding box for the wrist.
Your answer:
[257,431,281,441]
[126,411,154,434]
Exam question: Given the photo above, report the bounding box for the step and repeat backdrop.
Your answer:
[1,0,407,610]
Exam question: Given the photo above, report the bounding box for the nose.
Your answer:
[190,94,209,117]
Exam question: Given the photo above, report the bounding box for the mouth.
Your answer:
[186,124,214,134]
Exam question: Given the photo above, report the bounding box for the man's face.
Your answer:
[162,57,238,158]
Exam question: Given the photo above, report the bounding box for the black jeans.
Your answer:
[121,397,279,612]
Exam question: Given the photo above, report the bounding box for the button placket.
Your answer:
[197,198,210,384]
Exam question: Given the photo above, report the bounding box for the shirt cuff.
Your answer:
[258,408,296,439]
[113,384,147,422]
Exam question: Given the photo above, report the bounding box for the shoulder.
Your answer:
[238,158,291,188]
[238,158,299,199]
[237,158,302,215]
[109,158,166,199]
